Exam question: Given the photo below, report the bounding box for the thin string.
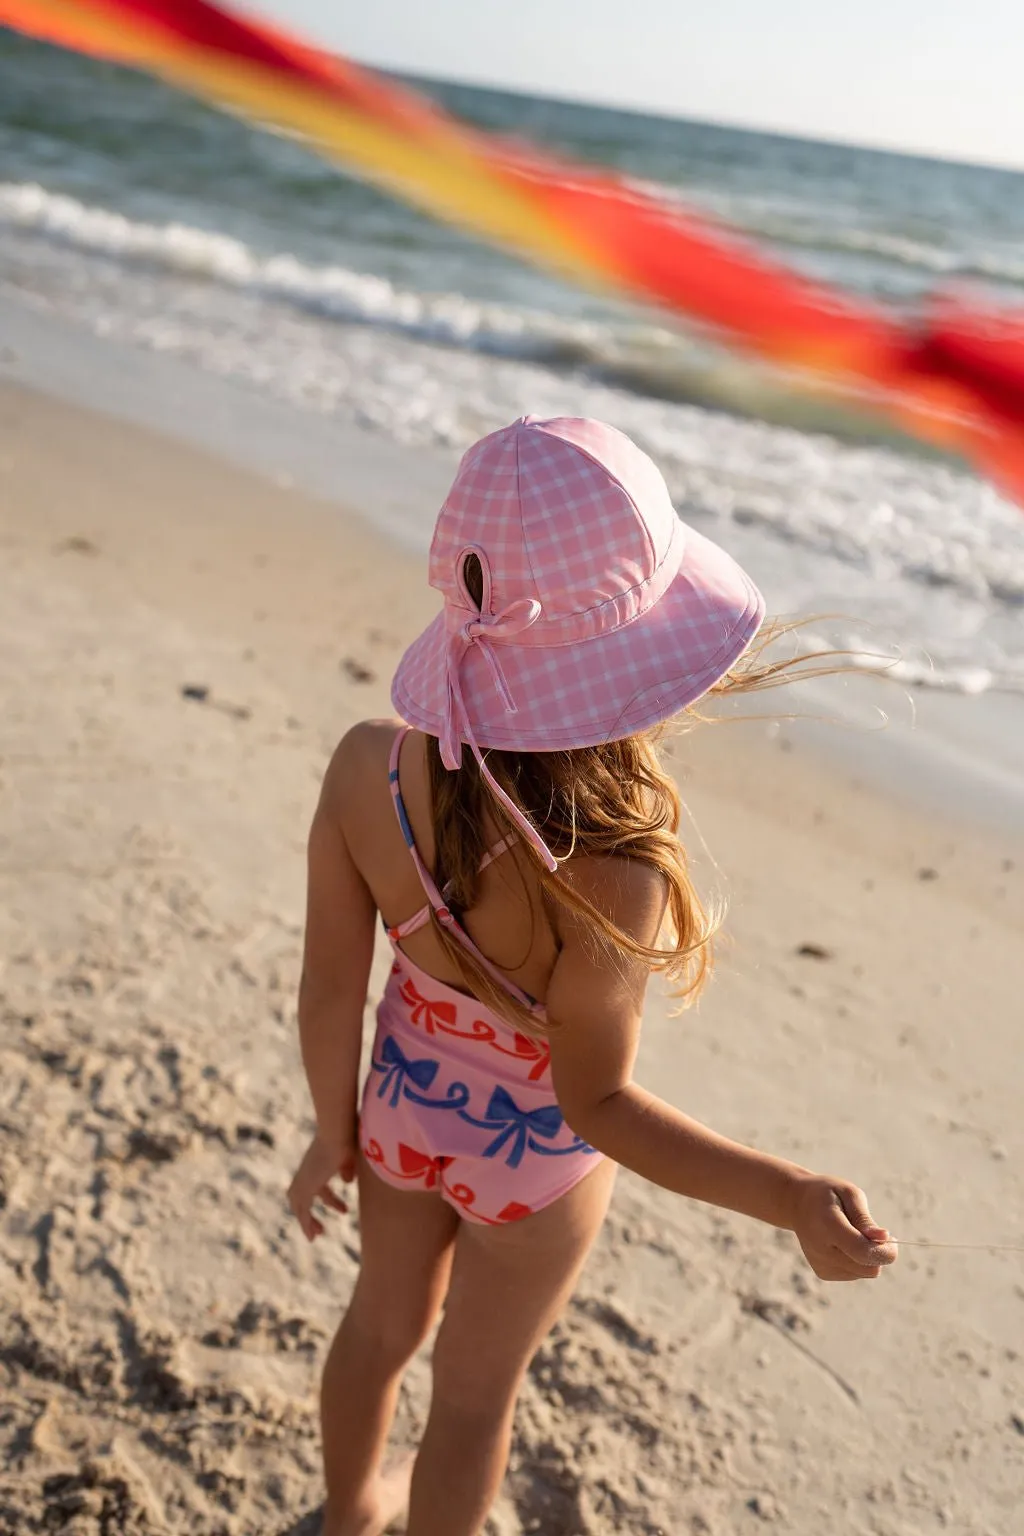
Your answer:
[889,1237,1024,1254]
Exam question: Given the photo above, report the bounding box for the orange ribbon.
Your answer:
[3,0,1024,502]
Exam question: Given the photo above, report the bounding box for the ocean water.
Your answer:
[3,28,1024,695]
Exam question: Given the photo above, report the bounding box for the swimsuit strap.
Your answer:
[478,832,516,873]
[384,832,513,943]
[386,904,432,943]
[386,830,513,942]
[387,727,543,1018]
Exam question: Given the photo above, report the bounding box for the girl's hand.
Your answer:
[790,1174,898,1281]
[288,1132,357,1242]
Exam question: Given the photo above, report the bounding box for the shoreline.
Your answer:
[1,328,1022,1534]
[4,290,1024,842]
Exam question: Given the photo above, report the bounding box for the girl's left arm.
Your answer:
[546,858,896,1283]
[289,736,376,1238]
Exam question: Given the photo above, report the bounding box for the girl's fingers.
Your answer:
[288,1185,320,1239]
[829,1216,881,1265]
[832,1226,891,1267]
[289,1160,353,1240]
[832,1225,898,1268]
[835,1204,896,1265]
[830,1191,896,1267]
[803,1239,883,1281]
[837,1182,876,1232]
[817,1260,880,1282]
[294,1204,318,1241]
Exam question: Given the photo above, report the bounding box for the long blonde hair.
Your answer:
[423,597,831,1033]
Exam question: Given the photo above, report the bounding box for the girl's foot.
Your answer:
[327,1458,414,1536]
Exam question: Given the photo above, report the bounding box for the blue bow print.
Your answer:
[372,1035,439,1109]
[462,1085,564,1168]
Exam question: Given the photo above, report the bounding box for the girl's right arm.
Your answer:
[288,733,377,1240]
[546,858,897,1282]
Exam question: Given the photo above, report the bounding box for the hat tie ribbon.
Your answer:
[440,593,558,872]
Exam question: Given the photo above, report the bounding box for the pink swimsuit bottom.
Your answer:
[359,729,601,1226]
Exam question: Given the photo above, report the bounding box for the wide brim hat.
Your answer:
[392,415,764,865]
[393,524,763,752]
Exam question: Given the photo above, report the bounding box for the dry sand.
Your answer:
[1,381,1022,1535]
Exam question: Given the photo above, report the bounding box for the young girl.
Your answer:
[289,415,897,1536]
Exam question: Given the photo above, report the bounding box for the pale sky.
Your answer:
[248,0,1024,171]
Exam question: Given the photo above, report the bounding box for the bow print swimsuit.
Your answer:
[359,728,601,1225]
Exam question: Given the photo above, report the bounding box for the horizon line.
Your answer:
[371,57,1024,179]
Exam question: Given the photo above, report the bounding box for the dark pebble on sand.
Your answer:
[342,657,376,683]
[179,685,249,719]
[795,943,833,961]
[235,1123,275,1148]
[126,1127,183,1164]
[55,536,99,556]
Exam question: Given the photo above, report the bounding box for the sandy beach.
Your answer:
[1,376,1023,1536]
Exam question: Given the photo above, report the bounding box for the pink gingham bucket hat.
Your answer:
[392,415,764,869]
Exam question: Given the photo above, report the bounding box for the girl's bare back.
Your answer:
[338,719,560,1006]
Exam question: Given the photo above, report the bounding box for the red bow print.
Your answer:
[496,1201,532,1223]
[446,1182,533,1225]
[399,977,458,1033]
[397,1143,453,1190]
[492,1032,551,1082]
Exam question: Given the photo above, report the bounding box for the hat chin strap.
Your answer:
[440,595,559,874]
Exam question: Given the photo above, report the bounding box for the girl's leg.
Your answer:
[321,1156,459,1536]
[406,1159,618,1536]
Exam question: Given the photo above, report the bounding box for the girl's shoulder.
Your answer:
[556,853,669,948]
[320,718,406,809]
